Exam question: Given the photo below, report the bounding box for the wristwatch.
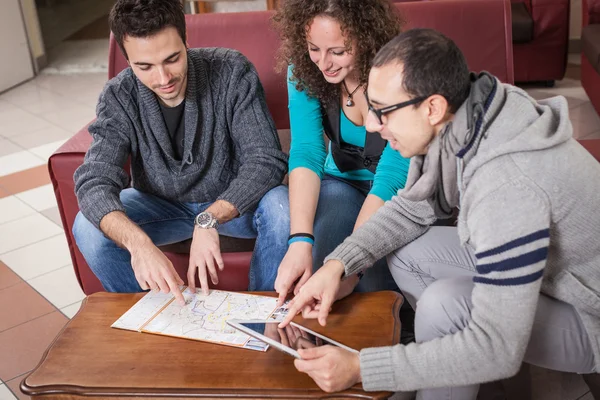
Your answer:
[195,211,219,230]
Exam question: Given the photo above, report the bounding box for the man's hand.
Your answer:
[188,227,223,295]
[274,242,313,306]
[294,346,361,393]
[279,260,346,328]
[130,242,185,305]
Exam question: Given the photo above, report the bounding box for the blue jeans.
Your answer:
[249,175,398,292]
[72,187,289,293]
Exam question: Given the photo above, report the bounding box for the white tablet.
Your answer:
[227,320,358,359]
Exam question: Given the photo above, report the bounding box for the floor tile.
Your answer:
[0,311,68,381]
[0,109,54,139]
[0,262,22,291]
[1,234,71,280]
[0,139,23,158]
[2,85,76,116]
[565,63,581,81]
[0,165,51,197]
[0,282,56,332]
[568,54,582,66]
[0,151,45,178]
[570,102,600,127]
[0,196,35,225]
[0,384,17,400]
[0,81,39,104]
[550,78,590,101]
[524,89,556,101]
[571,117,600,140]
[10,125,72,150]
[40,207,63,228]
[28,140,67,162]
[0,214,62,255]
[565,96,589,110]
[34,73,107,96]
[0,100,19,114]
[15,184,56,212]
[583,130,600,140]
[27,265,85,309]
[4,373,29,400]
[44,40,109,75]
[60,300,83,319]
[38,104,95,134]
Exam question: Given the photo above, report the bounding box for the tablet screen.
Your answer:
[238,322,338,350]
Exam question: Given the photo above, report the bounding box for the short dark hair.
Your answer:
[372,28,470,113]
[109,0,186,59]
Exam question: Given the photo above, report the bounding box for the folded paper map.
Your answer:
[112,288,288,351]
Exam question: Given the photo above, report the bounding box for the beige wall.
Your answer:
[0,0,35,92]
[19,0,45,62]
[571,0,582,39]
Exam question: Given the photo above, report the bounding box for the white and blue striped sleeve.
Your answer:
[359,179,551,392]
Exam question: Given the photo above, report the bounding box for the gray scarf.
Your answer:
[400,72,497,218]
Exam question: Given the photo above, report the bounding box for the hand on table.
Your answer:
[295,345,361,393]
[279,260,346,328]
[130,243,185,305]
[188,227,222,295]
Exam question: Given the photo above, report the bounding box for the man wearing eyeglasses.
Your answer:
[279,28,600,398]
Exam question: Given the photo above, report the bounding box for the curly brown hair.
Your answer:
[273,0,403,105]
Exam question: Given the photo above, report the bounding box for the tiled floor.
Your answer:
[0,54,599,399]
[0,72,104,400]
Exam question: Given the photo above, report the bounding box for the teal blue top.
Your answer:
[287,67,410,201]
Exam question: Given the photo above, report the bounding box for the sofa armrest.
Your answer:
[527,0,570,37]
[49,126,92,292]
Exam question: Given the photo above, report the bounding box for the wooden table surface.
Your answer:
[21,291,402,399]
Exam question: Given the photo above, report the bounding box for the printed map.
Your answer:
[112,289,284,351]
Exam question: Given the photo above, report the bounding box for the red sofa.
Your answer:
[582,0,600,116]
[511,0,570,84]
[395,0,569,84]
[51,0,515,295]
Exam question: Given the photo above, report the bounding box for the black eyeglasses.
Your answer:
[366,93,427,125]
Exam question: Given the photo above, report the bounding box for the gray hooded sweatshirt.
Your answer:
[325,73,600,391]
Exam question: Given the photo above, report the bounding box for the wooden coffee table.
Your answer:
[21,291,402,399]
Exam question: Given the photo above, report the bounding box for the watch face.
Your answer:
[196,212,218,229]
[197,212,212,227]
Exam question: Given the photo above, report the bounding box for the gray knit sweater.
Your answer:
[326,76,600,391]
[74,48,288,228]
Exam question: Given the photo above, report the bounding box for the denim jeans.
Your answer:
[248,175,398,293]
[72,186,289,293]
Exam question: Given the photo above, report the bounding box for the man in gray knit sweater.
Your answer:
[281,29,600,398]
[72,0,288,303]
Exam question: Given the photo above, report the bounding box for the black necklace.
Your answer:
[342,80,362,107]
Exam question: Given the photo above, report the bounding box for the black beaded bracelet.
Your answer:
[288,232,315,241]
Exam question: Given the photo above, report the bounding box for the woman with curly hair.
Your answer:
[252,0,411,303]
